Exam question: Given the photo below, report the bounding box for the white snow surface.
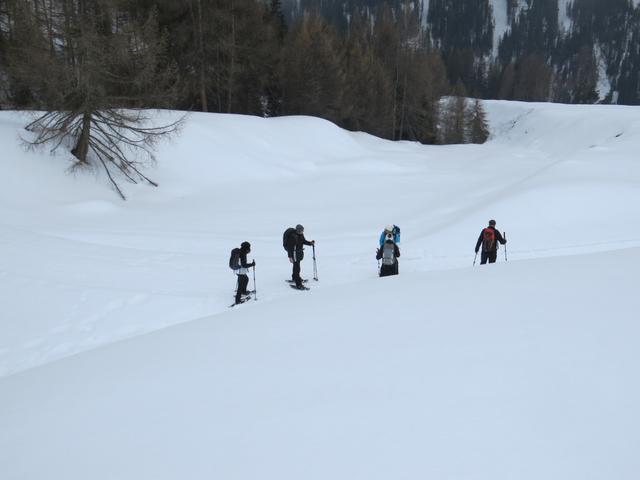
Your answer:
[1,101,640,479]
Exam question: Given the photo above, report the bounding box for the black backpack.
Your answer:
[229,248,241,270]
[282,227,296,252]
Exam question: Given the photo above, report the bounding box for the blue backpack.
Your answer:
[379,225,401,246]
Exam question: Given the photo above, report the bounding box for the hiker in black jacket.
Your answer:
[475,219,506,264]
[234,241,255,304]
[376,234,400,277]
[286,224,314,289]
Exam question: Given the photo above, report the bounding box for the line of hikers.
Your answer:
[229,220,507,305]
[229,224,316,305]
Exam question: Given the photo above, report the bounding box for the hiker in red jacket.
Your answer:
[475,219,506,264]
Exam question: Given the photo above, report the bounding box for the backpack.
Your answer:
[381,242,396,266]
[283,227,296,252]
[392,225,401,243]
[379,225,401,246]
[482,227,495,252]
[229,248,241,270]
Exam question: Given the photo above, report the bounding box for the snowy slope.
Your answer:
[1,101,640,479]
[2,248,639,480]
[1,102,640,376]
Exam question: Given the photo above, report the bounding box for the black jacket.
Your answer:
[475,226,506,253]
[237,247,254,272]
[239,249,251,268]
[286,232,313,261]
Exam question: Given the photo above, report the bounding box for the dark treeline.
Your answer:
[285,0,640,106]
[0,0,489,145]
[431,0,639,105]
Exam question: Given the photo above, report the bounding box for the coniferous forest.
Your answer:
[1,0,638,146]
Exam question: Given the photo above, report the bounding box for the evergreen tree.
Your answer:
[427,0,493,97]
[0,0,12,107]
[341,12,393,137]
[468,99,489,144]
[566,45,599,103]
[280,13,345,123]
[512,54,553,101]
[439,81,468,144]
[396,49,447,143]
[616,6,640,104]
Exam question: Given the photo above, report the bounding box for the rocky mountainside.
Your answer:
[283,0,640,104]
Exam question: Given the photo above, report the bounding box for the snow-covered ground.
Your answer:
[1,101,640,479]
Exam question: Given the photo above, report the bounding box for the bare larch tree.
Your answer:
[9,0,180,199]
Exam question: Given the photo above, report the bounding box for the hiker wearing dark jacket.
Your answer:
[475,219,506,264]
[286,224,314,289]
[234,241,255,304]
[376,234,400,277]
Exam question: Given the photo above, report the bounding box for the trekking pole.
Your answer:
[473,252,478,266]
[504,232,508,262]
[252,264,257,301]
[312,244,318,281]
[377,259,381,276]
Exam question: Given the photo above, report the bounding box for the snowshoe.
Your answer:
[229,297,250,308]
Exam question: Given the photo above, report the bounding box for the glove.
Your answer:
[475,248,479,254]
[289,257,294,264]
[311,240,315,245]
[250,261,256,267]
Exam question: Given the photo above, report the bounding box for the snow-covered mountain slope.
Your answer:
[1,100,640,479]
[1,102,639,377]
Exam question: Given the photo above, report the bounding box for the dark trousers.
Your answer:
[480,251,497,264]
[379,261,399,277]
[292,260,303,287]
[235,274,249,303]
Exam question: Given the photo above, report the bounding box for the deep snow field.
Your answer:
[1,101,639,479]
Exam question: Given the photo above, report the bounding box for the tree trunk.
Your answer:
[71,112,91,164]
[227,0,236,113]
[191,0,208,112]
[391,65,399,140]
[398,68,408,140]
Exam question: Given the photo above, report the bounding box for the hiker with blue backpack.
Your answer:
[474,219,507,265]
[229,241,255,305]
[376,232,400,277]
[379,224,400,246]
